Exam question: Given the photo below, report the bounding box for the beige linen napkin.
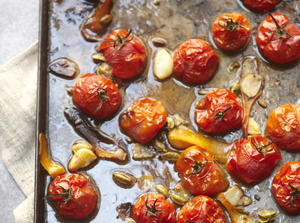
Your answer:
[0,42,38,223]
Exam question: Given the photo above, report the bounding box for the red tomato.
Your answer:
[194,88,243,134]
[131,192,176,223]
[212,12,251,51]
[119,97,167,144]
[272,161,300,213]
[256,13,300,64]
[226,136,282,184]
[177,195,226,223]
[242,0,281,12]
[98,29,147,79]
[48,173,98,219]
[175,146,228,196]
[173,39,219,85]
[72,73,122,120]
[265,104,300,150]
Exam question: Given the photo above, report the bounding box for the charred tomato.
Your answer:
[265,104,300,150]
[242,0,281,12]
[212,12,251,51]
[119,97,167,144]
[131,192,176,223]
[177,195,226,223]
[175,146,228,196]
[98,29,147,79]
[226,136,282,184]
[72,73,122,120]
[194,88,243,134]
[173,39,219,85]
[47,173,99,220]
[257,13,300,64]
[272,161,300,214]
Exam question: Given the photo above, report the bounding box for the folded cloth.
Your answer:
[0,42,38,223]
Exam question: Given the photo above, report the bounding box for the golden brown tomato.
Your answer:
[265,104,300,150]
[175,146,228,196]
[119,97,167,144]
[212,12,251,51]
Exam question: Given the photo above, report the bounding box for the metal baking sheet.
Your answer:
[35,0,300,222]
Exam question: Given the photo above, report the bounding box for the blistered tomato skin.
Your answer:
[131,192,176,223]
[177,195,226,223]
[72,73,122,120]
[226,136,282,184]
[119,97,167,144]
[194,88,243,134]
[265,104,300,150]
[48,173,98,220]
[173,39,219,85]
[242,0,281,12]
[256,13,300,64]
[272,161,300,214]
[98,29,147,79]
[212,12,251,51]
[175,146,228,196]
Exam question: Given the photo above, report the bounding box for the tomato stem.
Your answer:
[220,18,244,32]
[145,198,163,216]
[290,185,300,199]
[48,186,73,203]
[268,13,291,39]
[215,105,233,121]
[96,87,109,101]
[251,138,273,154]
[105,29,133,51]
[185,157,213,175]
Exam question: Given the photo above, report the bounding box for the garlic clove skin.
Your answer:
[153,49,173,80]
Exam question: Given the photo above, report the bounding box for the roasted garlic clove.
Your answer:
[153,49,173,80]
[68,148,97,172]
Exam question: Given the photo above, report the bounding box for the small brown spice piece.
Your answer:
[254,194,261,201]
[152,37,167,46]
[153,0,160,6]
[258,99,268,108]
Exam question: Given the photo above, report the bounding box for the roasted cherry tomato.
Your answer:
[177,195,226,223]
[212,12,251,51]
[48,173,98,220]
[242,0,281,12]
[72,73,122,120]
[194,88,243,134]
[175,146,228,196]
[226,136,282,184]
[265,104,300,150]
[98,29,147,79]
[119,97,167,144]
[256,13,300,64]
[131,192,176,223]
[173,39,219,85]
[272,161,300,213]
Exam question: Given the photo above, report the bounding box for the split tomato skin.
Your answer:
[242,0,281,12]
[272,161,300,214]
[177,195,226,223]
[119,97,167,144]
[226,136,282,184]
[265,104,300,150]
[256,13,300,64]
[212,12,251,51]
[131,192,176,223]
[173,39,219,85]
[98,29,147,79]
[194,88,243,134]
[48,173,98,220]
[175,146,228,196]
[72,73,122,120]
